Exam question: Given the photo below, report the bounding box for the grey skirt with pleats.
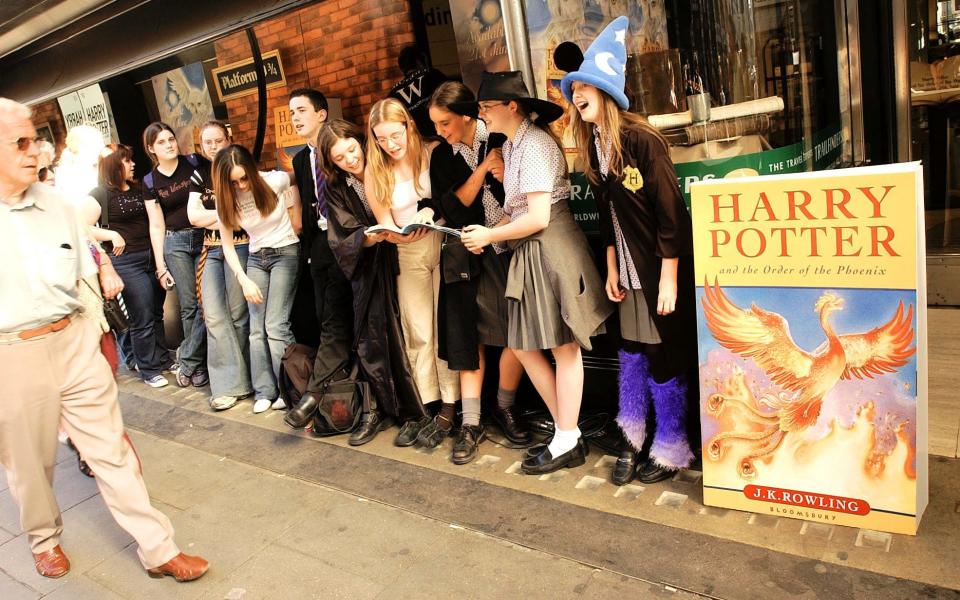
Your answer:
[619,288,662,343]
[506,238,577,350]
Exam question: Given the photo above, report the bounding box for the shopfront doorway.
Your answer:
[904,0,960,305]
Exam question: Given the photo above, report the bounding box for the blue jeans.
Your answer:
[111,249,167,379]
[246,243,300,399]
[202,244,253,398]
[164,228,207,375]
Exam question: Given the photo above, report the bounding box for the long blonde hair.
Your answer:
[365,98,428,208]
[570,89,668,184]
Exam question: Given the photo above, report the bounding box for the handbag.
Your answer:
[441,237,479,284]
[82,279,130,333]
[310,361,368,437]
[102,295,130,333]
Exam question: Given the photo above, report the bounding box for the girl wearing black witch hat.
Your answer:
[559,17,698,485]
[460,71,613,475]
[425,81,532,465]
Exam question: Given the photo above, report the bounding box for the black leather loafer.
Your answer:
[415,415,453,448]
[451,424,485,465]
[394,416,432,447]
[283,393,319,429]
[521,440,587,475]
[491,405,532,446]
[637,460,678,484]
[612,449,640,486]
[525,435,589,459]
[349,410,392,446]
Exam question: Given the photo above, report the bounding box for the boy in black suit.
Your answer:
[284,88,354,428]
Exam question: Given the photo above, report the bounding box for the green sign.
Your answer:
[673,124,844,206]
[568,124,844,232]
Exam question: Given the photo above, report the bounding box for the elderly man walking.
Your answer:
[0,98,208,582]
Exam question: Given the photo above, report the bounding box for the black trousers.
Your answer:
[306,231,354,393]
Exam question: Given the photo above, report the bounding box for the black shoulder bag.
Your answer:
[310,361,369,437]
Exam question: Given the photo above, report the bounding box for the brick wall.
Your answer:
[214,0,416,169]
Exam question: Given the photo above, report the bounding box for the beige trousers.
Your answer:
[395,231,460,404]
[0,315,179,569]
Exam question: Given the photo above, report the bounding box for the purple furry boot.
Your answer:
[615,350,649,451]
[649,375,695,469]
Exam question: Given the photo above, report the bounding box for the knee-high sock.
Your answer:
[615,350,649,451]
[649,375,694,469]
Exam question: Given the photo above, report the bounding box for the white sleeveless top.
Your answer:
[390,169,431,227]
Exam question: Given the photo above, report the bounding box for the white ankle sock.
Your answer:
[547,427,581,457]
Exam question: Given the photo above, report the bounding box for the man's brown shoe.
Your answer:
[146,553,209,582]
[33,545,70,578]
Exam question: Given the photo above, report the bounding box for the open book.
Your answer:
[365,222,461,237]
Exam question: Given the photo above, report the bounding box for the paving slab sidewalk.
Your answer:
[0,430,695,600]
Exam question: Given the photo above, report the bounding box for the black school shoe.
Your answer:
[349,411,392,446]
[524,436,590,459]
[490,405,532,446]
[415,415,453,449]
[521,439,588,475]
[612,449,641,486]
[637,459,679,484]
[395,416,432,447]
[451,424,485,465]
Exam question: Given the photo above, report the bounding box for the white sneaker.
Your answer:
[144,375,169,388]
[210,395,238,411]
[271,397,287,410]
[253,398,272,414]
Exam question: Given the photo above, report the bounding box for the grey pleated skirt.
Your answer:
[619,289,662,343]
[506,238,577,350]
[476,249,510,348]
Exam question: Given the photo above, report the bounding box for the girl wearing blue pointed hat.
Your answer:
[558,16,699,485]
[460,70,613,475]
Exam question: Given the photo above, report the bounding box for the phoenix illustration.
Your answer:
[701,279,916,474]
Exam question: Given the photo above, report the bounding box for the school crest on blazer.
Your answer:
[622,165,644,192]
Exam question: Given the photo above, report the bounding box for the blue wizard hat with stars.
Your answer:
[559,16,630,110]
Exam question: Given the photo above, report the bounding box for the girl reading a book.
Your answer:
[315,119,427,446]
[364,98,461,448]
[560,17,698,484]
[460,71,612,475]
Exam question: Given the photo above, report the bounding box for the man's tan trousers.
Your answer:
[0,315,179,568]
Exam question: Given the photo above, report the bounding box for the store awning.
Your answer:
[0,0,316,104]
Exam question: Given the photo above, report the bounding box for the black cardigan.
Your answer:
[429,132,508,369]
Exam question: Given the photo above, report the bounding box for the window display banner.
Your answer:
[690,163,928,535]
[273,105,305,173]
[57,83,112,144]
[151,62,216,156]
[448,0,509,91]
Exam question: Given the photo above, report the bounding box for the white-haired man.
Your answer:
[0,98,208,582]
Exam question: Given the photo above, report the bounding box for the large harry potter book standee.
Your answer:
[690,163,928,535]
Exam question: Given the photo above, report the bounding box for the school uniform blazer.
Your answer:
[588,126,698,377]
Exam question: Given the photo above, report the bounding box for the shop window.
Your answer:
[520,0,852,222]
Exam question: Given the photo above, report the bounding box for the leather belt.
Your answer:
[0,315,72,343]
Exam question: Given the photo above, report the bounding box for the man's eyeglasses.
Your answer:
[6,137,42,152]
